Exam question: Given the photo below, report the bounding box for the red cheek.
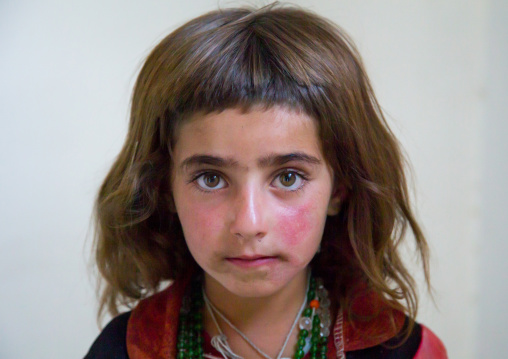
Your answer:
[183,206,223,242]
[277,204,312,246]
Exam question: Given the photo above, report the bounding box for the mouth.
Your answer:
[225,255,278,268]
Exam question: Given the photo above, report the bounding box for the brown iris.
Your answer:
[279,172,296,187]
[204,174,220,187]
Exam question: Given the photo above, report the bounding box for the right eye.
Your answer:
[195,172,226,191]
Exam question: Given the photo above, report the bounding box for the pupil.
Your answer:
[281,173,296,186]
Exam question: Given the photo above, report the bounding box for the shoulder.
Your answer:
[413,325,447,359]
[340,286,447,358]
[84,311,131,359]
[346,317,420,359]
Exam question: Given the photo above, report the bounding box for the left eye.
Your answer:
[273,171,304,190]
[195,173,226,190]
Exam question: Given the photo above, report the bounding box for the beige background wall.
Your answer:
[1,1,506,358]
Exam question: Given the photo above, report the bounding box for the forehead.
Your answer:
[172,106,325,164]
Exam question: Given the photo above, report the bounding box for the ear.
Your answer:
[327,197,341,216]
[327,184,346,216]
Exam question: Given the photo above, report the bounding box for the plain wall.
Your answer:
[477,0,508,357]
[0,1,506,358]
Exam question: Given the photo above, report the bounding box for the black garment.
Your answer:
[84,312,422,359]
[85,312,130,359]
[347,318,422,359]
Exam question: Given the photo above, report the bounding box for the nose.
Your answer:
[229,184,267,241]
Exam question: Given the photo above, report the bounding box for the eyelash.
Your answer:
[188,169,309,193]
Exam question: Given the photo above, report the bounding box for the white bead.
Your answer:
[320,327,330,337]
[320,307,330,318]
[320,296,331,309]
[299,317,312,330]
[316,278,324,288]
[318,287,328,298]
[320,316,331,328]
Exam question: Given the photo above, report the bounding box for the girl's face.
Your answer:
[171,106,338,299]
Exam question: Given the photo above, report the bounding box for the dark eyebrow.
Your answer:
[257,152,322,167]
[179,152,321,171]
[180,155,239,170]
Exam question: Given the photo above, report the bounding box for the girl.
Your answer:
[85,5,447,359]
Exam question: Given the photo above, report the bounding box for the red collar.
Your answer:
[126,279,405,358]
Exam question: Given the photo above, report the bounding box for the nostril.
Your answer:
[232,230,265,242]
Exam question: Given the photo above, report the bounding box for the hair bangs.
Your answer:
[155,10,334,117]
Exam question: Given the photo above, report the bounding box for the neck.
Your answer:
[202,269,310,359]
[204,269,308,324]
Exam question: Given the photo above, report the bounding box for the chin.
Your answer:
[224,269,306,299]
[226,281,281,298]
[207,271,284,298]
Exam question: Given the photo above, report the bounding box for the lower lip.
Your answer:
[226,257,278,269]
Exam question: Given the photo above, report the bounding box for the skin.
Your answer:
[171,105,339,358]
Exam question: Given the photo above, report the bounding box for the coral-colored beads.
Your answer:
[309,299,320,309]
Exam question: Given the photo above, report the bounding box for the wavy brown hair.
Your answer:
[93,4,429,333]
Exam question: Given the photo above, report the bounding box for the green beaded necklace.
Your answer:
[176,276,331,359]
